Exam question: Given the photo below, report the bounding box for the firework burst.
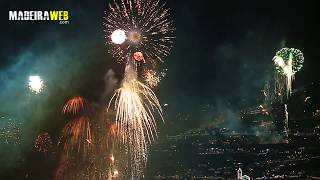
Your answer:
[34,132,53,158]
[59,117,92,157]
[107,63,163,177]
[63,96,92,115]
[104,0,175,66]
[60,97,93,157]
[0,115,21,145]
[274,48,304,74]
[273,47,304,97]
[28,75,45,94]
[144,69,160,88]
[105,0,174,177]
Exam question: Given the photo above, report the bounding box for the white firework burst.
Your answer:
[104,0,175,66]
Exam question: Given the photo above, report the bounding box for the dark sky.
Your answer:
[1,0,320,177]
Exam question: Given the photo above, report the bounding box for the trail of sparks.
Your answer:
[63,96,91,115]
[107,62,163,177]
[284,104,289,140]
[273,54,294,97]
[60,97,93,157]
[59,117,92,157]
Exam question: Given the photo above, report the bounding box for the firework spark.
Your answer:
[105,121,120,155]
[0,115,21,145]
[273,55,294,96]
[284,104,289,138]
[34,132,53,158]
[107,63,163,177]
[60,97,93,157]
[273,48,304,97]
[104,0,175,65]
[55,114,97,179]
[108,122,120,140]
[63,96,91,115]
[59,117,92,157]
[28,75,44,94]
[144,69,160,88]
[54,153,96,180]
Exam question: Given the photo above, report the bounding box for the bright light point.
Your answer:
[273,56,285,68]
[111,29,126,44]
[113,170,119,176]
[28,75,44,94]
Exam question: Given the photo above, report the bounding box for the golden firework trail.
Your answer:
[273,54,294,97]
[108,62,163,177]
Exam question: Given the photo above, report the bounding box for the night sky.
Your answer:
[1,0,320,178]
